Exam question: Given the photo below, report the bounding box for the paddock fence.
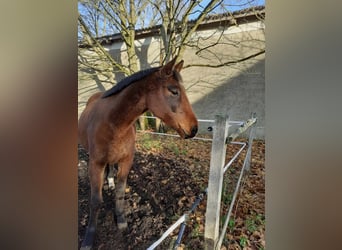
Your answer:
[136,114,257,250]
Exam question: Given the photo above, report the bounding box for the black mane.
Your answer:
[102,67,161,98]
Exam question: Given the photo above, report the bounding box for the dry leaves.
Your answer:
[78,133,265,250]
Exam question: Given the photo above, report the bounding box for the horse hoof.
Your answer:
[117,221,128,230]
[81,227,96,250]
[80,246,92,250]
[117,214,128,230]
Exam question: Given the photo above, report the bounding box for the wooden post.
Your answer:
[139,116,146,130]
[205,115,229,250]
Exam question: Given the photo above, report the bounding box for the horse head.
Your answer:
[146,58,198,139]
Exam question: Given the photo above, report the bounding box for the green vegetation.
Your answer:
[167,143,187,156]
[246,213,265,233]
[138,133,162,151]
[239,235,248,247]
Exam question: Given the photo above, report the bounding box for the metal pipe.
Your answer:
[226,117,257,143]
[136,130,213,141]
[140,116,243,126]
[197,119,215,123]
[173,188,208,249]
[216,133,254,249]
[230,141,246,145]
[173,222,187,250]
[146,214,187,250]
[148,189,208,250]
[139,131,180,138]
[223,143,247,173]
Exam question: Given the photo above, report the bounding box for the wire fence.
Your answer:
[136,114,257,250]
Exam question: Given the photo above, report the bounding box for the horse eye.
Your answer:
[167,86,179,96]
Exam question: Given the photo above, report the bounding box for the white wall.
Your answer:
[78,21,265,138]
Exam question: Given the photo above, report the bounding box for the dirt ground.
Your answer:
[78,132,265,250]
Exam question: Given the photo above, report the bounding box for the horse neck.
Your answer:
[106,80,149,128]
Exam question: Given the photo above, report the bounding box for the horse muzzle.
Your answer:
[184,125,198,139]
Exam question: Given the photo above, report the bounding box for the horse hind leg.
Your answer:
[115,157,133,230]
[81,160,105,250]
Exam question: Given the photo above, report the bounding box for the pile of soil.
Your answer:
[78,132,265,250]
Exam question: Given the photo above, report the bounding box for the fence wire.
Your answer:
[140,116,256,250]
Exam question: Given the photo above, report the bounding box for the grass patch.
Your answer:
[167,143,187,156]
[137,133,163,151]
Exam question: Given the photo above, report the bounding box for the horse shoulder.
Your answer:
[103,125,135,164]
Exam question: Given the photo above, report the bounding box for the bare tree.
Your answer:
[78,0,264,75]
[78,0,265,128]
[78,0,155,76]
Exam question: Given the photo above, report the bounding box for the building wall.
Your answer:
[78,21,265,138]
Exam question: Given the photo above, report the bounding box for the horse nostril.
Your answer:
[191,125,198,137]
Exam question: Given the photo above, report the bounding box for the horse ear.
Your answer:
[174,60,184,72]
[161,57,177,76]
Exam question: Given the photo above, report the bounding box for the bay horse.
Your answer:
[78,58,198,249]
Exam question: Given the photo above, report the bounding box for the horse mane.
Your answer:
[102,66,161,98]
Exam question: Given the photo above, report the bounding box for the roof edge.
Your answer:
[79,5,265,48]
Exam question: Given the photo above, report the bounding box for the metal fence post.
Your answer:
[245,126,255,172]
[245,113,256,172]
[204,115,229,250]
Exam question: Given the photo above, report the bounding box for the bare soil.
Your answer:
[78,132,265,250]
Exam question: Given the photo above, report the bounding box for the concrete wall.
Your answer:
[78,21,265,138]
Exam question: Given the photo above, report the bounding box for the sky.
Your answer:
[78,0,265,37]
[189,0,265,20]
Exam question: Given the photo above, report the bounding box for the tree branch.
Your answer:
[183,50,265,68]
[78,13,130,75]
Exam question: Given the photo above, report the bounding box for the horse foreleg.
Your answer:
[81,161,105,250]
[115,157,133,230]
[107,164,115,189]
